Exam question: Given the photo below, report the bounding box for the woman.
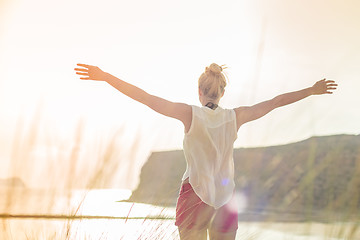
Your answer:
[75,63,337,240]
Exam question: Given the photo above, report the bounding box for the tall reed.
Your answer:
[1,109,359,239]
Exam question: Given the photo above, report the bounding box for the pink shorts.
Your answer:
[175,181,238,233]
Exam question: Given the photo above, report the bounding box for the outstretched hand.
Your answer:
[311,78,337,95]
[74,63,106,81]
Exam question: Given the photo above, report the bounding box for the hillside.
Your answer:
[0,177,26,188]
[127,134,360,221]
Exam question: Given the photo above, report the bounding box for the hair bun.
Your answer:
[207,63,222,75]
[199,63,227,101]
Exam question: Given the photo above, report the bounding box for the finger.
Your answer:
[77,63,92,68]
[325,80,335,83]
[327,84,338,87]
[80,77,90,80]
[327,87,337,90]
[76,72,89,76]
[74,68,88,72]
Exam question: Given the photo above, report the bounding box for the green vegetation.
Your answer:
[129,134,360,222]
[1,111,359,238]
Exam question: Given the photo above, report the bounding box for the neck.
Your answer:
[205,102,218,110]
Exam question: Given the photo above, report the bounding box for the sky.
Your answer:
[0,0,359,189]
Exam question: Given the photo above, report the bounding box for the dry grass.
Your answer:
[1,112,359,240]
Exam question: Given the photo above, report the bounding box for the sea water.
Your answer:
[0,188,355,240]
[1,188,178,239]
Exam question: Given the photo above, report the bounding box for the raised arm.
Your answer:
[75,64,192,131]
[234,79,337,129]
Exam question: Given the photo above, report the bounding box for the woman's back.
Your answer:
[182,105,237,209]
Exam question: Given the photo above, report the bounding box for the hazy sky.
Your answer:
[0,0,359,189]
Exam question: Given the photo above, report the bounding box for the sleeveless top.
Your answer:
[182,105,238,209]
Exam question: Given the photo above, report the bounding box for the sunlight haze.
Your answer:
[0,0,359,189]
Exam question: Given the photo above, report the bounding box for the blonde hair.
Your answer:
[198,63,227,101]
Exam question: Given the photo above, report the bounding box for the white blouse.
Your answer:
[182,105,238,209]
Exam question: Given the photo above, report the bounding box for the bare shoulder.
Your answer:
[233,98,277,128]
[233,106,250,119]
[175,103,192,133]
[233,106,248,114]
[174,102,192,115]
[233,106,251,129]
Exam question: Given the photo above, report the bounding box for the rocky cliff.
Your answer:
[127,134,360,220]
